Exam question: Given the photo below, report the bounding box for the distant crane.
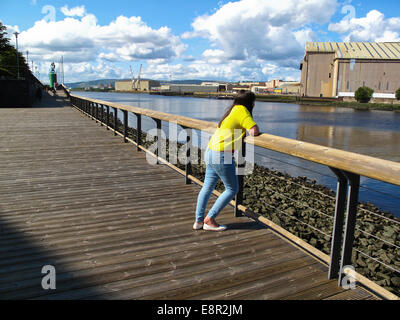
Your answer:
[135,64,142,91]
[129,65,136,90]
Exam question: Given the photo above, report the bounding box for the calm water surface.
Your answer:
[73,91,400,217]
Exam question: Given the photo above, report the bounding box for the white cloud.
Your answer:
[328,10,400,42]
[98,52,121,62]
[17,11,186,66]
[61,5,87,17]
[146,58,297,82]
[4,24,20,40]
[185,0,338,73]
[14,0,343,82]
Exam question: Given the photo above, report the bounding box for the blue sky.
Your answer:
[1,0,399,83]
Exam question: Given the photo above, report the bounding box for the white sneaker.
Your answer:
[193,222,204,230]
[203,223,227,231]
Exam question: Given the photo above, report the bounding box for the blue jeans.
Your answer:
[195,149,239,222]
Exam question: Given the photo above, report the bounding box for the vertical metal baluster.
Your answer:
[153,118,162,164]
[123,110,128,143]
[100,104,104,126]
[338,172,360,285]
[114,107,118,136]
[106,105,110,130]
[185,127,192,184]
[328,167,348,280]
[234,139,246,217]
[136,113,142,151]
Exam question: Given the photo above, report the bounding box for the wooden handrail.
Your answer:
[70,93,400,187]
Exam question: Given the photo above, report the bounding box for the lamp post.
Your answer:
[14,32,20,79]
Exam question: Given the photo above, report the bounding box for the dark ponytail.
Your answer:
[218,90,256,127]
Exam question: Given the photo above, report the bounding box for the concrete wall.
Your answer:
[301,51,400,98]
[163,84,219,93]
[337,60,400,95]
[115,80,161,91]
[137,80,160,91]
[0,80,41,107]
[301,52,335,97]
[115,81,133,91]
[280,83,301,94]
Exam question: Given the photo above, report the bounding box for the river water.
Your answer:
[72,91,400,217]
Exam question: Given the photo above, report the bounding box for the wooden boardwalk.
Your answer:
[0,92,377,300]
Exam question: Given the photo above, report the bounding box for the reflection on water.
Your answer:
[73,92,400,216]
[297,124,400,162]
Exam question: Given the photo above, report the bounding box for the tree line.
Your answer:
[0,22,30,79]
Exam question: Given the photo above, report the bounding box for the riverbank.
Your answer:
[106,112,400,296]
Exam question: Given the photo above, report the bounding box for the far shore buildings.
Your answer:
[300,42,400,99]
[114,79,301,95]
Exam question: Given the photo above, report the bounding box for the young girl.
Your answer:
[194,91,260,231]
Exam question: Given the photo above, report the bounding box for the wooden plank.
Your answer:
[324,288,378,300]
[280,280,344,300]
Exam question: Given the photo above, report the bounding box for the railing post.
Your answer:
[136,113,142,151]
[235,139,246,217]
[100,104,104,127]
[123,110,128,143]
[153,118,162,165]
[328,167,348,280]
[338,172,360,285]
[185,127,192,184]
[96,103,99,122]
[91,102,94,119]
[106,106,110,130]
[114,107,118,136]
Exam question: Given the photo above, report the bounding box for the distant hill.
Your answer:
[66,79,222,88]
[65,79,119,88]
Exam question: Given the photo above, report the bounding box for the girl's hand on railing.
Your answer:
[248,125,260,137]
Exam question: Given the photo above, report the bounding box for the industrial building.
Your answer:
[115,79,160,92]
[251,81,300,94]
[160,83,220,94]
[300,42,400,98]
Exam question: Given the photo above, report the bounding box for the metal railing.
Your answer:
[63,88,400,299]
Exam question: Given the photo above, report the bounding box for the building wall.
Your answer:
[301,52,335,97]
[116,80,161,91]
[301,51,400,98]
[115,81,133,91]
[265,80,282,88]
[137,80,160,91]
[165,84,219,93]
[280,83,301,94]
[337,60,400,95]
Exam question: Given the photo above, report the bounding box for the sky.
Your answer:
[1,0,399,83]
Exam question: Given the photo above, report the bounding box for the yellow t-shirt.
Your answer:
[208,105,257,151]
